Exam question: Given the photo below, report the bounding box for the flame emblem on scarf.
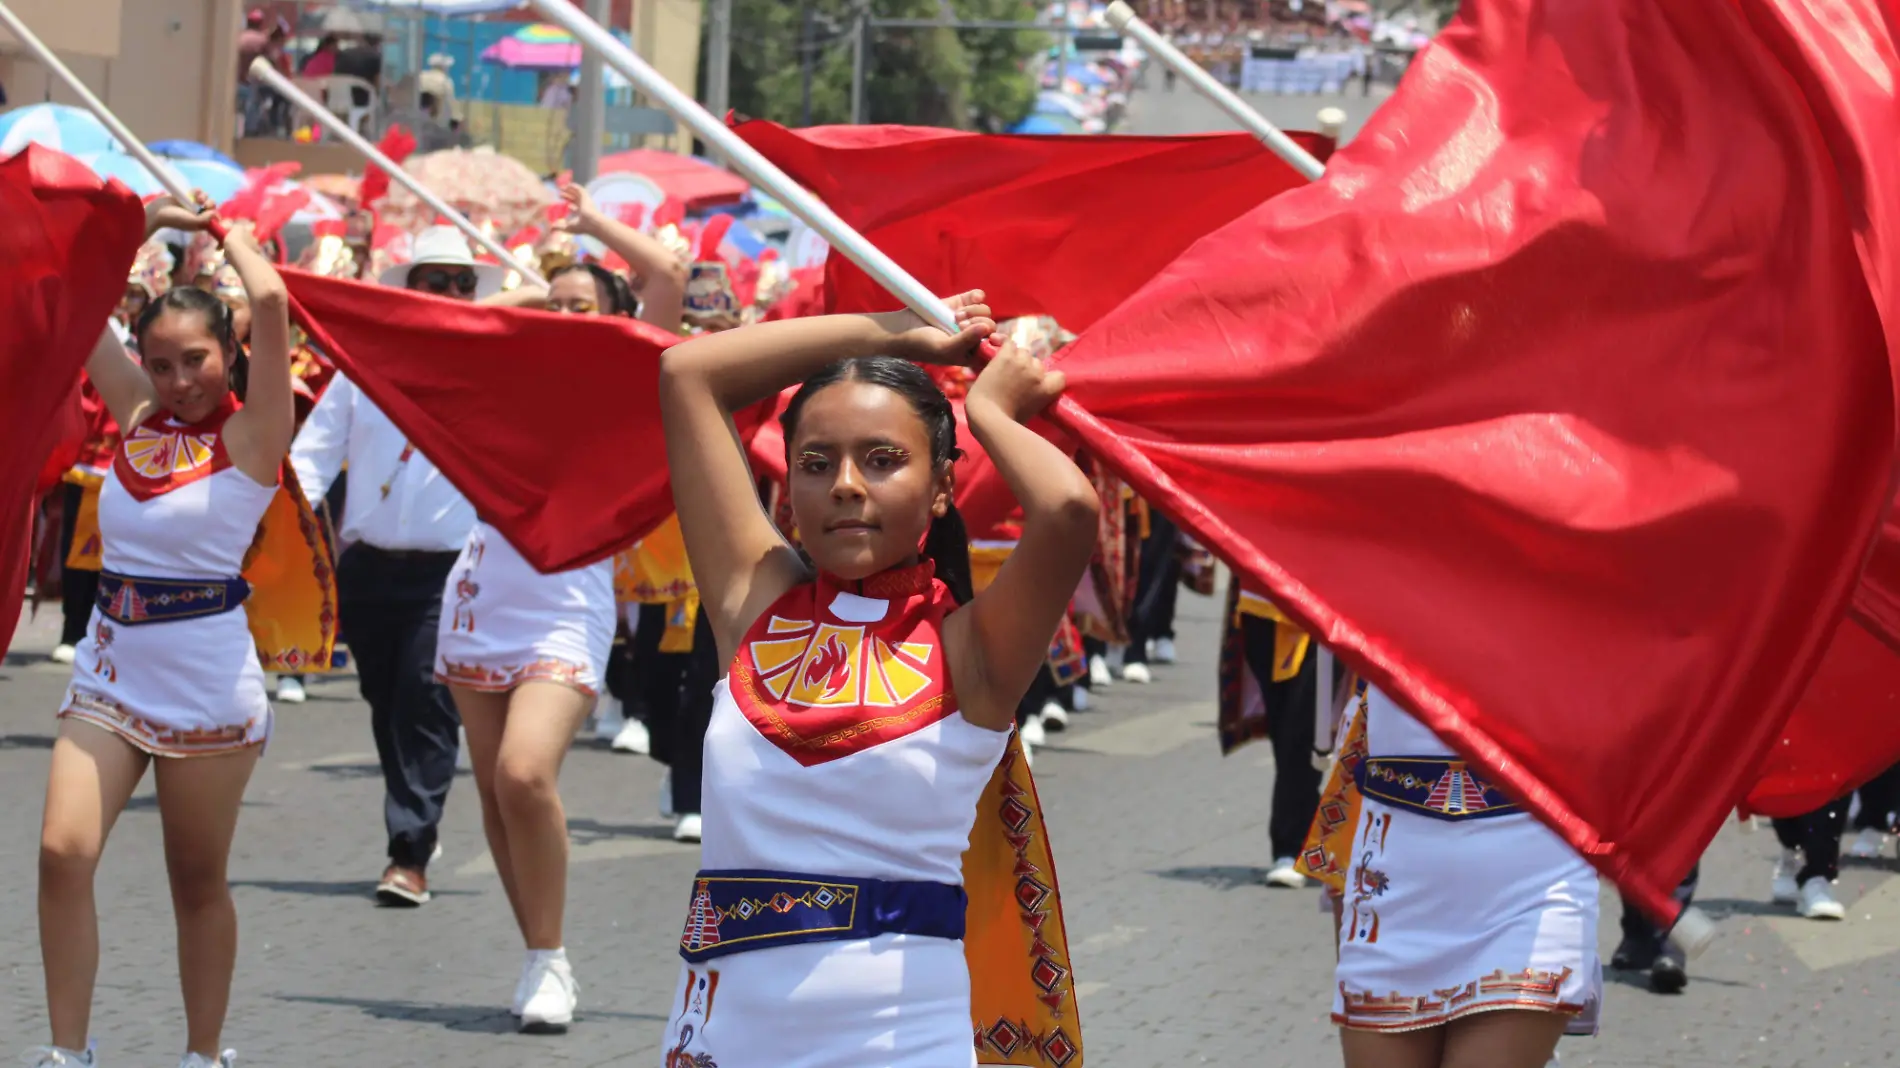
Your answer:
[804,633,852,700]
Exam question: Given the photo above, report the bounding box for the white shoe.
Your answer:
[1153,637,1177,664]
[1266,856,1307,889]
[1771,848,1801,904]
[48,644,76,665]
[1039,700,1069,731]
[1797,876,1846,920]
[1088,655,1114,688]
[274,676,306,704]
[1106,646,1126,674]
[456,726,470,771]
[1019,714,1048,747]
[511,953,532,1016]
[673,813,702,843]
[1121,661,1153,684]
[1847,826,1890,859]
[20,1046,94,1067]
[592,696,626,742]
[1071,686,1092,712]
[518,951,577,1033]
[177,1053,234,1068]
[659,770,676,820]
[610,718,651,755]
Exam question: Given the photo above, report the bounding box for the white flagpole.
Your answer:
[247,58,548,287]
[521,0,959,333]
[1103,0,1325,180]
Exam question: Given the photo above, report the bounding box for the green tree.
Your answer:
[709,0,1046,131]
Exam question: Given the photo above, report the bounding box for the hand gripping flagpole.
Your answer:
[247,58,548,288]
[1103,0,1325,180]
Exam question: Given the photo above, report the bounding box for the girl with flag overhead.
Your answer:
[430,180,685,1034]
[655,290,1093,1065]
[29,200,297,1068]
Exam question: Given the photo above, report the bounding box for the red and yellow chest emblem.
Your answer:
[729,564,959,766]
[113,396,238,502]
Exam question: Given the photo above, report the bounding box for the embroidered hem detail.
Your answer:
[60,691,265,757]
[437,657,598,697]
[1334,968,1583,1033]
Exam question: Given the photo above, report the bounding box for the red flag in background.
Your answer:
[279,270,768,571]
[731,120,1328,329]
[0,147,146,653]
[358,125,417,206]
[1034,0,1900,920]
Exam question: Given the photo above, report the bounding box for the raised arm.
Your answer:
[219,222,295,486]
[659,292,993,661]
[88,200,218,430]
[556,183,687,334]
[944,342,1100,732]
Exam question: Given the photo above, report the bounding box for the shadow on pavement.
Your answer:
[1151,865,1273,891]
[565,817,683,845]
[269,992,663,1031]
[231,878,480,899]
[0,732,55,749]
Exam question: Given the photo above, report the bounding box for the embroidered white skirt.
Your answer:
[661,935,976,1068]
[1333,796,1601,1033]
[435,522,614,696]
[60,606,270,757]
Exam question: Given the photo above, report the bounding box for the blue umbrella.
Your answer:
[73,151,179,197]
[1009,115,1068,135]
[1063,63,1108,87]
[73,151,248,205]
[0,103,120,158]
[151,139,243,170]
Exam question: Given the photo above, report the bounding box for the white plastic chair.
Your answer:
[323,74,379,135]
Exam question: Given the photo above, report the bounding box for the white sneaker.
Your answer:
[659,770,675,820]
[1797,876,1846,920]
[1039,700,1069,731]
[1847,826,1890,859]
[592,696,626,742]
[1019,714,1048,747]
[1121,661,1153,684]
[1266,856,1307,889]
[1089,654,1114,688]
[456,726,470,771]
[512,953,532,1016]
[518,951,578,1033]
[20,1046,94,1067]
[1770,848,1801,904]
[48,644,76,665]
[177,1053,234,1068]
[673,813,702,843]
[1071,686,1092,712]
[1153,637,1177,664]
[274,676,306,704]
[610,718,651,755]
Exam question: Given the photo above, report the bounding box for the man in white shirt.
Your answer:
[290,227,502,906]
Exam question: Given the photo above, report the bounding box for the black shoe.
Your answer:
[1649,951,1688,994]
[1609,934,1657,971]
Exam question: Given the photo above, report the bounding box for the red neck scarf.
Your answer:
[727,560,960,766]
[114,392,240,502]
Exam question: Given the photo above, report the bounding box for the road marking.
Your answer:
[1075,924,1148,953]
[1062,705,1207,757]
[456,834,695,877]
[1763,873,1900,970]
[280,751,379,771]
[1072,981,1110,1001]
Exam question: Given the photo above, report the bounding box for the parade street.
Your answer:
[0,86,1891,1068]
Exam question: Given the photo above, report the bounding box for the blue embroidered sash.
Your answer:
[1355,755,1521,821]
[97,570,251,626]
[677,868,967,963]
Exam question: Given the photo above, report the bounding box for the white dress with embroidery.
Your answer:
[660,586,1009,1068]
[1332,686,1601,1033]
[60,409,276,757]
[434,521,614,696]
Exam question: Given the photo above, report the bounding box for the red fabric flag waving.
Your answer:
[0,147,146,652]
[730,120,1328,331]
[358,125,418,207]
[279,270,706,571]
[1041,0,1900,921]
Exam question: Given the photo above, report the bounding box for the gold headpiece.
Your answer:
[127,240,174,299]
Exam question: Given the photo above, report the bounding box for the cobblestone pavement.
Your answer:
[3,85,1895,1068]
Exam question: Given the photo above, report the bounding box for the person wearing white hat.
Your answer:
[290,226,492,910]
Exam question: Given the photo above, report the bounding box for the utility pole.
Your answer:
[800,1,815,126]
[850,4,869,123]
[570,0,610,181]
[706,0,732,119]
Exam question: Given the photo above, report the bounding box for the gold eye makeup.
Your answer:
[866,445,911,464]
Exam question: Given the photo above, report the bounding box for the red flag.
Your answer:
[221,162,301,220]
[1036,0,1900,921]
[0,147,146,652]
[278,270,760,571]
[730,119,1328,330]
[358,125,417,206]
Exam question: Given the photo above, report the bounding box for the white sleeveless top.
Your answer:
[1363,683,1459,758]
[701,588,1010,884]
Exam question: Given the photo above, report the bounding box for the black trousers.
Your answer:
[1124,512,1181,666]
[1240,615,1325,859]
[1774,796,1851,885]
[57,482,99,647]
[1854,762,1900,833]
[336,544,462,870]
[1619,863,1699,952]
[638,605,718,816]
